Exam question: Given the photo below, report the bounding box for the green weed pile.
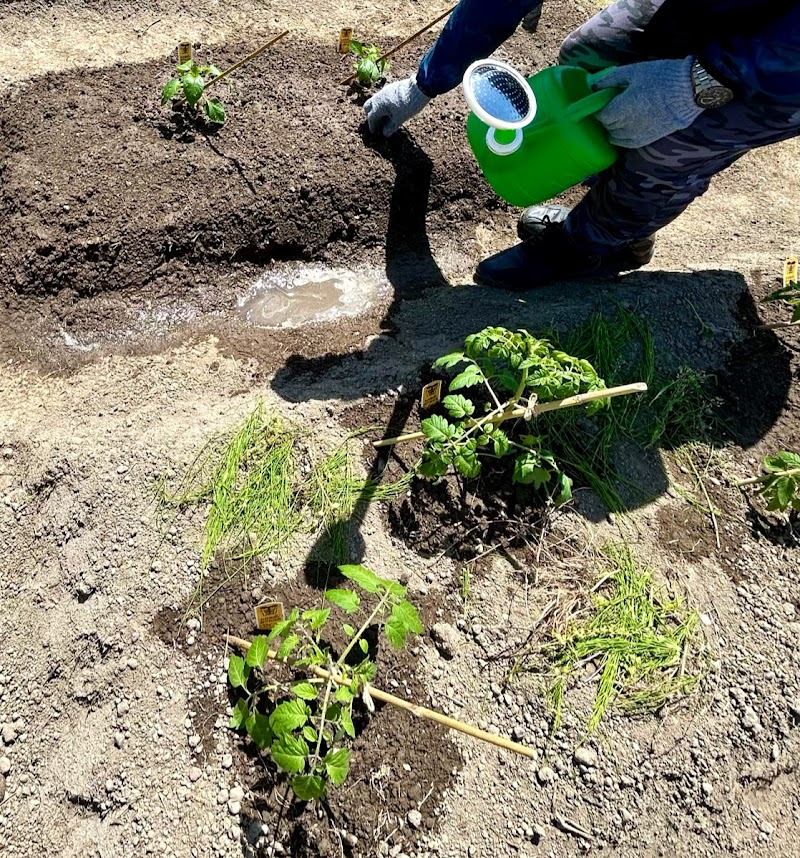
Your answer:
[547,543,703,734]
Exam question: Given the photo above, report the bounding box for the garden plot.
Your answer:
[1,2,800,858]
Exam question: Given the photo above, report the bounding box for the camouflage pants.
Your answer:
[555,0,800,252]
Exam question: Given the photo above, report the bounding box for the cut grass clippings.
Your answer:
[541,309,720,511]
[158,404,410,611]
[545,543,703,735]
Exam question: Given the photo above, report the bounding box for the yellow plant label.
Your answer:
[785,257,798,287]
[178,40,193,64]
[255,601,284,631]
[420,380,442,410]
[338,28,353,54]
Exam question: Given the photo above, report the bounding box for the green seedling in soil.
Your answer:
[350,40,390,85]
[763,279,800,324]
[161,59,227,123]
[419,326,608,505]
[545,543,702,734]
[227,563,422,801]
[738,451,800,514]
[540,310,720,511]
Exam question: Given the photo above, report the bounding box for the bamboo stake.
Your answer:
[225,634,535,759]
[339,6,457,85]
[756,320,800,331]
[207,31,290,89]
[373,382,648,448]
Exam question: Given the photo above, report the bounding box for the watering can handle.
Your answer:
[562,85,619,124]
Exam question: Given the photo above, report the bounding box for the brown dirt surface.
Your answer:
[2,2,800,858]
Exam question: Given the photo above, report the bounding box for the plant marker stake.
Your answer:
[339,5,457,85]
[225,634,535,759]
[207,31,290,89]
[736,466,800,488]
[373,382,649,448]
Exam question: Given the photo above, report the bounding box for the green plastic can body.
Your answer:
[467,65,619,208]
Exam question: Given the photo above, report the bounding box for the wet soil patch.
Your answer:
[153,563,462,858]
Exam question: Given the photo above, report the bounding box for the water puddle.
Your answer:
[237,265,389,329]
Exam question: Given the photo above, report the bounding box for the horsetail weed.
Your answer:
[546,543,703,734]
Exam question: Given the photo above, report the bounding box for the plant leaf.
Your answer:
[385,599,423,649]
[442,394,475,419]
[175,60,194,74]
[161,78,180,105]
[246,636,268,669]
[182,71,205,107]
[338,564,382,594]
[323,748,350,787]
[290,774,326,801]
[229,698,249,729]
[302,608,331,630]
[324,588,361,613]
[432,350,466,370]
[227,655,250,689]
[204,97,225,124]
[359,638,369,654]
[421,414,454,443]
[245,711,273,748]
[449,364,485,391]
[492,430,511,457]
[271,734,309,774]
[302,725,317,743]
[552,472,573,506]
[343,623,355,637]
[269,699,310,736]
[292,681,319,701]
[276,634,300,660]
[340,707,355,738]
[335,685,355,704]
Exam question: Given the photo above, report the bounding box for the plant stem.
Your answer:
[336,589,393,667]
[312,676,334,765]
[737,467,800,487]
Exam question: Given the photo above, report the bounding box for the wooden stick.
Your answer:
[756,320,800,331]
[225,634,535,759]
[373,382,648,448]
[207,31,289,89]
[340,6,457,85]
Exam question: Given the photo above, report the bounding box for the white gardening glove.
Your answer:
[364,76,431,137]
[594,57,704,148]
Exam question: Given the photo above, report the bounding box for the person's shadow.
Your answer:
[272,131,794,578]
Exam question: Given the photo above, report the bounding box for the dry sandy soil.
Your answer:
[1,2,799,857]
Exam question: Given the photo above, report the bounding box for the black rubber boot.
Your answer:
[475,222,654,292]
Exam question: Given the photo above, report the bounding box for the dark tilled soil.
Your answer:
[153,564,462,858]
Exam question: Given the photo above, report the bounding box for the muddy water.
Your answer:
[237,265,389,329]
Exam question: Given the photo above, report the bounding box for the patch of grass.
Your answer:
[540,309,719,510]
[546,543,703,734]
[160,403,302,569]
[306,435,412,563]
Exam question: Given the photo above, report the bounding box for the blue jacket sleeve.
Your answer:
[416,0,541,97]
[702,5,800,103]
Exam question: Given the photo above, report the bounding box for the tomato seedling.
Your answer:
[418,327,608,505]
[350,40,389,85]
[739,451,800,514]
[227,564,422,801]
[161,59,226,124]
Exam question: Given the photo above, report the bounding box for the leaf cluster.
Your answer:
[350,40,389,85]
[161,60,226,123]
[228,564,422,801]
[763,280,800,323]
[418,327,607,503]
[755,451,800,513]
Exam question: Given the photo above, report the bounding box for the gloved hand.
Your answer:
[593,57,704,149]
[364,76,431,137]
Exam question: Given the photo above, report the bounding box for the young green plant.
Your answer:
[418,326,609,504]
[350,40,390,85]
[161,59,226,123]
[227,564,422,801]
[763,278,800,324]
[738,451,800,514]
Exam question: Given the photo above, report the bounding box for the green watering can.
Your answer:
[464,59,619,207]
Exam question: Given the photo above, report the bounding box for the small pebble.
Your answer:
[537,766,556,785]
[189,766,202,783]
[0,757,11,775]
[407,809,423,829]
[221,754,233,769]
[228,800,241,816]
[188,734,201,749]
[114,732,125,749]
[229,785,244,803]
[573,746,598,768]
